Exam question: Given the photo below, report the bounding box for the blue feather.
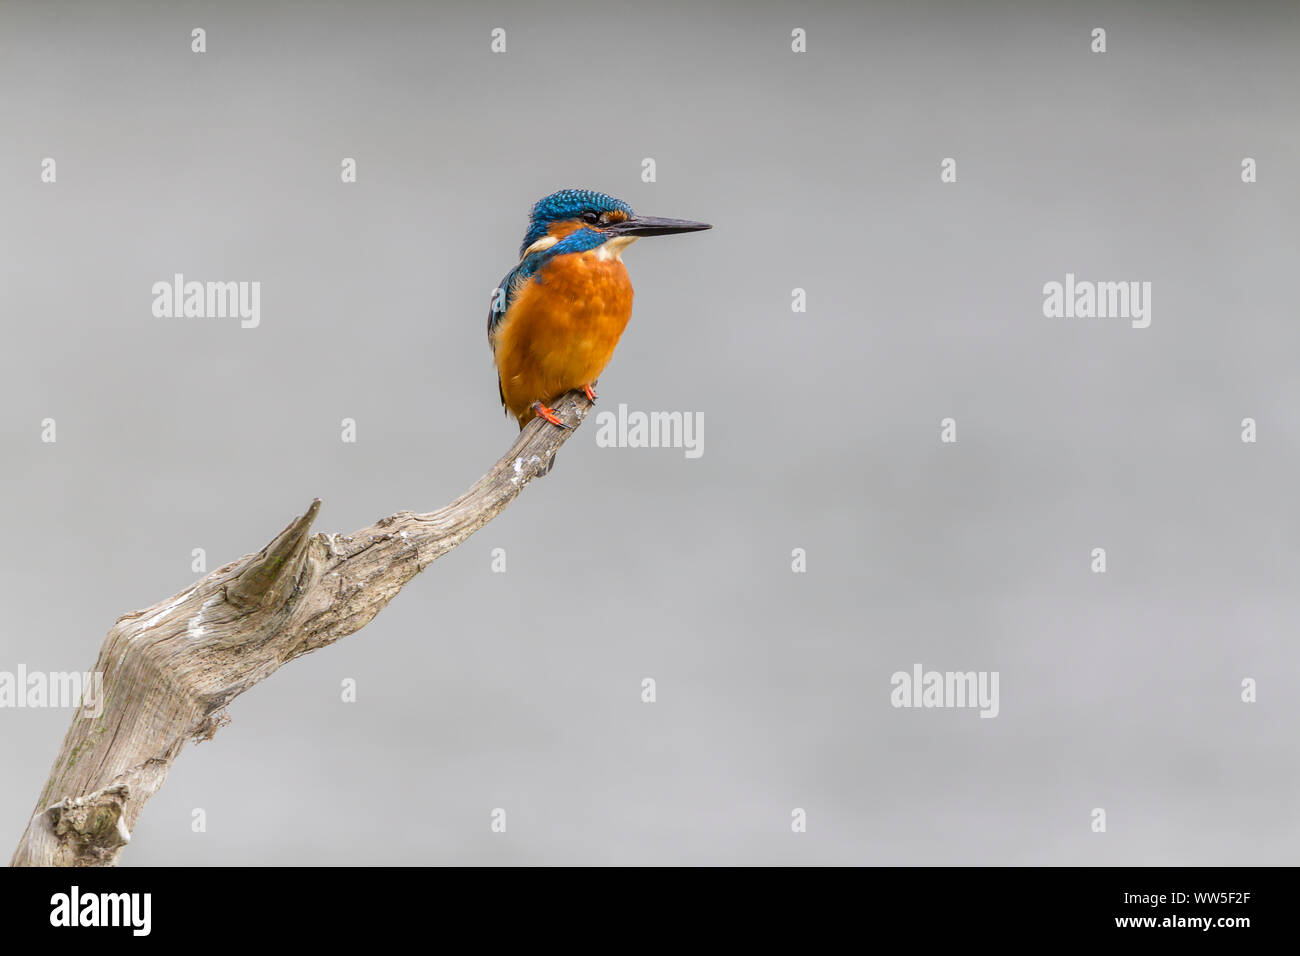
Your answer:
[519,188,634,257]
[487,227,610,342]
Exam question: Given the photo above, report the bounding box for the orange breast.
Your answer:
[492,252,635,426]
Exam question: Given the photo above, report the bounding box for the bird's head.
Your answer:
[519,188,711,258]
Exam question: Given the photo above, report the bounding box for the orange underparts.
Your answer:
[493,251,634,428]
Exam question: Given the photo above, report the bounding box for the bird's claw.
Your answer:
[582,384,598,402]
[530,401,571,429]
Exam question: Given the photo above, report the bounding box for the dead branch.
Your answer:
[10,391,593,867]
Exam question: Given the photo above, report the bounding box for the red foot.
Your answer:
[583,384,598,402]
[530,401,570,428]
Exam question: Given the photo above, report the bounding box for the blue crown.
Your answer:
[520,189,634,256]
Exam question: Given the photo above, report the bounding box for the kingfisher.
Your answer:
[488,188,711,429]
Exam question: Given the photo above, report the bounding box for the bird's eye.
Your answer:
[581,211,600,224]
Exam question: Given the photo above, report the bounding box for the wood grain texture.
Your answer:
[10,390,593,867]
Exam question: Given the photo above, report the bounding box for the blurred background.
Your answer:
[1,0,1298,864]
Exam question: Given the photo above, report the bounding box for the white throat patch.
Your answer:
[593,235,638,261]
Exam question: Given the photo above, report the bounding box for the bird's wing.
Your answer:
[487,248,552,411]
[486,234,586,409]
[487,247,555,347]
[487,263,521,348]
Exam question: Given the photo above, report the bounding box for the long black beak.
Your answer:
[606,215,712,237]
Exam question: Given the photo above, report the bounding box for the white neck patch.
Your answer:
[521,233,637,262]
[520,235,559,258]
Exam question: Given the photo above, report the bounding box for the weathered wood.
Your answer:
[11,391,593,867]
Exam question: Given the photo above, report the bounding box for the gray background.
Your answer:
[2,0,1297,865]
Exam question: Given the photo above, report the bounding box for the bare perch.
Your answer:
[10,391,593,867]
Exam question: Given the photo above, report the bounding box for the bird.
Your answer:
[488,188,711,430]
